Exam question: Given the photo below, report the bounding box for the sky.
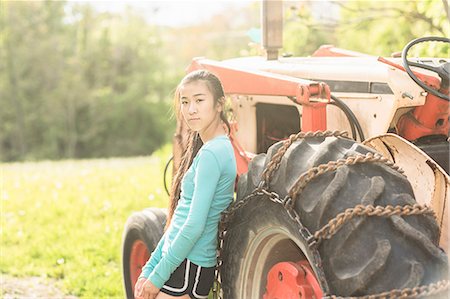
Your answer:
[68,0,254,27]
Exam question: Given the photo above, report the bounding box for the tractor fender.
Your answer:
[363,133,448,252]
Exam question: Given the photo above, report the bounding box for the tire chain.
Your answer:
[288,152,405,204]
[261,130,350,184]
[324,280,450,299]
[314,204,436,243]
[212,131,449,299]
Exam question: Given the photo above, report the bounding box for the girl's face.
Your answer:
[179,80,222,134]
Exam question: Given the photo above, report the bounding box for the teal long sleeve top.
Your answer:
[139,135,237,288]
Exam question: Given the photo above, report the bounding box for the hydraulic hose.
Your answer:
[329,101,357,140]
[330,94,365,141]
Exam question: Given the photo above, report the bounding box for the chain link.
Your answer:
[288,152,404,205]
[213,187,263,299]
[324,280,450,299]
[261,130,349,185]
[314,204,436,244]
[212,131,448,299]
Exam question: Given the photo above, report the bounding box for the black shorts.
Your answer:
[160,259,215,299]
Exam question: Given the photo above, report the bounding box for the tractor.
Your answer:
[122,1,449,298]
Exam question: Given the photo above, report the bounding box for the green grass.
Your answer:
[1,145,172,297]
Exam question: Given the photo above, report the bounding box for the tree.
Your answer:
[0,1,176,161]
[1,0,70,160]
[281,0,449,56]
[334,0,449,56]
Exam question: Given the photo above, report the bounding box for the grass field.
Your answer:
[1,145,172,297]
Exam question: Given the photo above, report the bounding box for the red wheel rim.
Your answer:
[263,260,323,299]
[232,227,326,298]
[129,239,150,293]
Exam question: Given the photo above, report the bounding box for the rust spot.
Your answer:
[426,159,437,171]
[381,140,396,162]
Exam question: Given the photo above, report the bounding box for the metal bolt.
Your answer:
[402,92,414,100]
[278,271,283,281]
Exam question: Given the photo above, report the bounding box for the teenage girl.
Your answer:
[134,70,237,299]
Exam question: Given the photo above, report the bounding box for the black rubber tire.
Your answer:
[122,208,167,299]
[222,136,448,298]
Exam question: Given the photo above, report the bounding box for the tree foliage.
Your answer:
[1,0,176,161]
[283,2,330,56]
[282,0,449,56]
[335,0,449,56]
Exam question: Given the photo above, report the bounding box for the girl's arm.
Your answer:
[139,233,166,279]
[147,149,221,288]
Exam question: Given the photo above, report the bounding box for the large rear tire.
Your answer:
[222,135,448,298]
[122,208,166,299]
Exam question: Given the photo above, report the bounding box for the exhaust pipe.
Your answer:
[262,0,283,60]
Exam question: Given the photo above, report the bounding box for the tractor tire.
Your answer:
[222,136,449,298]
[122,208,167,299]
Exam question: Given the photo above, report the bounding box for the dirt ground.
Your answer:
[1,274,77,299]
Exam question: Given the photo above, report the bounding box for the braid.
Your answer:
[220,110,231,135]
[165,131,203,230]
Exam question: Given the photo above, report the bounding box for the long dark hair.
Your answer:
[165,70,231,230]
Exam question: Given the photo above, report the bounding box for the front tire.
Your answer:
[122,208,166,299]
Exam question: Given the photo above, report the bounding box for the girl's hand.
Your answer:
[135,278,160,299]
[134,277,147,299]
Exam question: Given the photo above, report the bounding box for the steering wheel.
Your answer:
[402,36,450,101]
